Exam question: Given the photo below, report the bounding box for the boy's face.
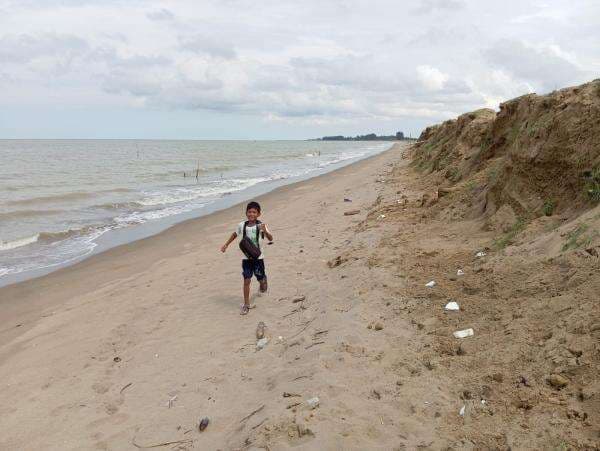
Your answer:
[246,208,260,221]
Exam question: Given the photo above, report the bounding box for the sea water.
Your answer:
[0,139,391,283]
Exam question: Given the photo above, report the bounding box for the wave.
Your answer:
[0,234,40,251]
[98,187,136,194]
[0,222,111,254]
[0,209,66,221]
[94,201,143,211]
[138,177,273,207]
[6,191,97,207]
[37,225,102,244]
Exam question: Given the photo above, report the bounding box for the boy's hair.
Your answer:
[246,201,261,213]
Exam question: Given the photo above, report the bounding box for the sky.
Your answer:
[0,0,598,139]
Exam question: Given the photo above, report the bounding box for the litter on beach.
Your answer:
[256,338,269,350]
[457,269,465,276]
[444,301,460,311]
[425,280,436,288]
[459,405,466,416]
[198,417,210,432]
[379,214,386,219]
[306,397,320,409]
[453,328,474,339]
[475,251,486,258]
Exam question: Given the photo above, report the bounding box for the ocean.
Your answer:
[0,139,392,284]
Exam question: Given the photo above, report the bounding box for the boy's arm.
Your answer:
[221,232,237,252]
[261,224,273,241]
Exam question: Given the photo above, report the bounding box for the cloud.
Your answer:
[484,39,585,91]
[0,33,89,63]
[0,0,598,137]
[179,34,237,59]
[411,0,465,15]
[147,8,175,22]
[416,65,449,91]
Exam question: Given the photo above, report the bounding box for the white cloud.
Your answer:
[411,0,465,15]
[416,65,449,91]
[483,39,587,91]
[146,8,175,21]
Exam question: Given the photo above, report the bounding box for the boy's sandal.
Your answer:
[240,304,250,315]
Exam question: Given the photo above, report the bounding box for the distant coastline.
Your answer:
[311,131,415,141]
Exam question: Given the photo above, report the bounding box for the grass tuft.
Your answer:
[584,167,600,202]
[562,224,591,252]
[543,199,555,216]
[494,218,526,250]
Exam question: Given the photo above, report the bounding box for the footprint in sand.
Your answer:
[104,403,119,415]
[92,382,110,394]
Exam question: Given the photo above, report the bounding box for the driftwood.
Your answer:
[287,318,316,340]
[119,382,133,394]
[251,417,268,430]
[239,404,265,423]
[305,341,325,349]
[282,392,301,398]
[132,438,193,449]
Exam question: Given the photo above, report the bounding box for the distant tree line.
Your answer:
[314,131,412,141]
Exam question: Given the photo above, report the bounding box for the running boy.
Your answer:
[220,201,273,315]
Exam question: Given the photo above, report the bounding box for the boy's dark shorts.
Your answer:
[242,259,266,280]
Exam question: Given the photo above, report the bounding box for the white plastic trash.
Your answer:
[256,338,269,350]
[459,405,466,416]
[306,397,320,409]
[425,280,436,288]
[444,301,460,311]
[379,214,386,219]
[457,269,464,276]
[453,328,474,339]
[475,251,486,258]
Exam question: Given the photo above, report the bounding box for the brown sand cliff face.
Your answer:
[344,80,600,449]
[412,79,600,221]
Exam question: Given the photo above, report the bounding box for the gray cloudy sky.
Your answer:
[0,0,598,139]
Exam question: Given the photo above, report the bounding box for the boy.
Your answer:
[220,201,273,315]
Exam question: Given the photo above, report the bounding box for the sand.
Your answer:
[2,139,599,451]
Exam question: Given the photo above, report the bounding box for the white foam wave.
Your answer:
[138,177,273,207]
[0,234,40,251]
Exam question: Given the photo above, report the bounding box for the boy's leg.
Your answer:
[243,279,251,304]
[241,260,253,315]
[256,260,268,292]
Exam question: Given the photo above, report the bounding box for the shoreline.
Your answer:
[0,144,402,348]
[0,142,393,289]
